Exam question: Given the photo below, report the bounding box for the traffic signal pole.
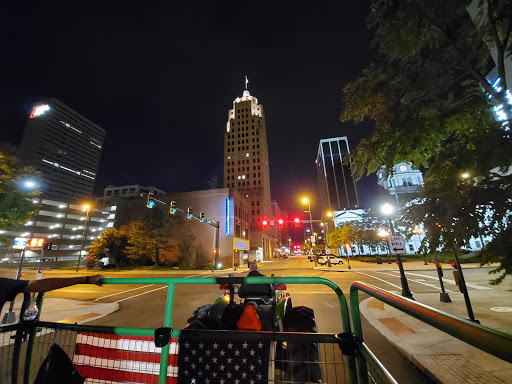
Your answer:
[141,193,221,269]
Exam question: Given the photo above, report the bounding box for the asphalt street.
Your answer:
[7,254,504,383]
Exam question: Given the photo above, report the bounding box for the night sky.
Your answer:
[1,1,377,219]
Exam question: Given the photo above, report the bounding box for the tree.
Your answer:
[342,0,511,177]
[126,208,174,266]
[177,234,196,269]
[355,209,388,254]
[342,0,512,281]
[327,222,360,253]
[86,228,130,267]
[0,146,40,238]
[195,243,212,268]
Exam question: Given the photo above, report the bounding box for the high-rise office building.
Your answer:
[17,98,106,202]
[316,137,359,213]
[223,85,276,259]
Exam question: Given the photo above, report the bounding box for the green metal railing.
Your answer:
[102,276,364,383]
[349,281,512,364]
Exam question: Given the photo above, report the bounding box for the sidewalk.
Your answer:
[317,260,512,384]
[1,296,118,327]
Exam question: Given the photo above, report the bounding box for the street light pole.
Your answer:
[76,205,91,272]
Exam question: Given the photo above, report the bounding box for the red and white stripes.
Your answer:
[73,333,178,384]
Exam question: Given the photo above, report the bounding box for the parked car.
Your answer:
[316,254,343,265]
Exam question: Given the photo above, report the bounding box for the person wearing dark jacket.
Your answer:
[241,261,271,298]
[247,261,265,277]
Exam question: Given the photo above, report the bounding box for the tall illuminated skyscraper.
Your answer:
[17,98,105,201]
[223,83,276,260]
[316,137,359,213]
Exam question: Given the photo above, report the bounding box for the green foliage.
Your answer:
[86,228,130,267]
[0,146,40,235]
[342,0,511,178]
[195,243,211,268]
[327,222,358,251]
[126,208,174,266]
[343,0,512,282]
[480,225,512,285]
[177,234,196,268]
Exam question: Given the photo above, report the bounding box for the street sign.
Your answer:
[13,237,28,249]
[325,248,331,254]
[310,235,316,244]
[387,235,406,254]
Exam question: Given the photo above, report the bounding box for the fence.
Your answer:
[2,277,511,383]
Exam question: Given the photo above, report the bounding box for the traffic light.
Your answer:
[199,212,205,222]
[294,217,301,227]
[147,192,155,208]
[169,201,176,215]
[261,219,269,229]
[187,207,193,219]
[278,218,284,228]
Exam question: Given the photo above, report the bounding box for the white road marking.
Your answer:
[382,271,491,290]
[375,271,453,292]
[111,274,215,303]
[354,271,404,291]
[93,285,153,301]
[115,286,167,303]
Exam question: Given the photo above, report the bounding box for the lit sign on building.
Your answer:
[30,104,50,118]
[226,198,230,236]
[13,237,28,249]
[236,242,247,249]
[28,238,45,248]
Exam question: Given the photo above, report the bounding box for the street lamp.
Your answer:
[76,204,91,272]
[301,197,314,255]
[381,203,414,299]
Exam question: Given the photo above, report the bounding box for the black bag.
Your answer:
[34,343,85,384]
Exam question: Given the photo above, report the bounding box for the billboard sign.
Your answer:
[30,104,50,118]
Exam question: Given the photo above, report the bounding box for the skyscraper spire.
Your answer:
[245,76,249,90]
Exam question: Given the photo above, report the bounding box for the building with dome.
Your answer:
[223,83,277,261]
[377,162,424,202]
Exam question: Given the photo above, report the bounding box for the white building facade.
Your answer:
[331,209,491,256]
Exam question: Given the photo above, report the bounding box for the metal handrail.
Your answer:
[350,281,512,364]
[103,276,352,333]
[103,276,356,384]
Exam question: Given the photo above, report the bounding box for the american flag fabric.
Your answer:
[177,331,270,384]
[73,332,179,384]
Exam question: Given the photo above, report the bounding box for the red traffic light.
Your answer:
[278,218,284,228]
[261,219,269,229]
[294,217,301,227]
